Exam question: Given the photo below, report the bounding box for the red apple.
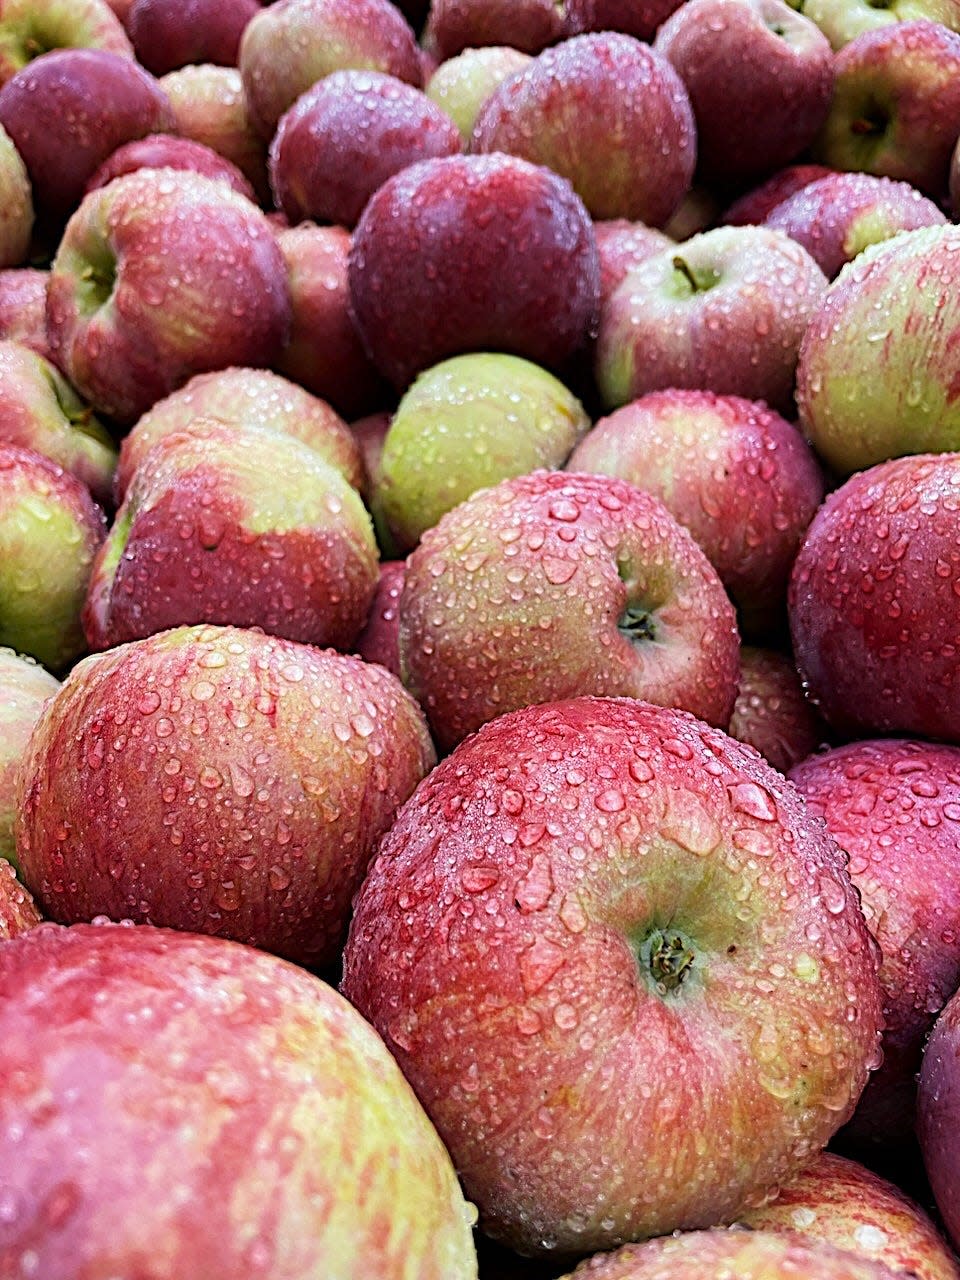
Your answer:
[423,0,573,60]
[127,0,260,75]
[86,134,256,200]
[0,647,58,870]
[919,988,960,1253]
[0,268,51,360]
[354,558,404,678]
[728,646,827,774]
[594,220,674,302]
[0,0,133,87]
[566,0,687,40]
[0,854,39,938]
[721,163,835,225]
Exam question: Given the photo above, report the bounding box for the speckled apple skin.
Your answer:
[424,0,572,60]
[728,646,826,775]
[0,0,134,88]
[789,453,960,743]
[355,560,404,679]
[342,697,883,1257]
[399,470,740,751]
[86,134,256,200]
[919,990,960,1253]
[0,269,52,361]
[0,648,59,869]
[0,921,478,1279]
[16,625,435,968]
[0,855,39,938]
[722,163,834,226]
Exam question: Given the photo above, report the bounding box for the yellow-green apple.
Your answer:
[270,70,462,229]
[274,223,390,420]
[0,0,133,87]
[814,21,960,198]
[800,0,960,51]
[128,0,259,75]
[796,226,960,474]
[46,169,291,424]
[86,133,256,200]
[0,48,174,234]
[349,153,600,390]
[423,0,573,60]
[790,738,960,1148]
[0,921,478,1278]
[85,420,378,652]
[115,365,362,500]
[765,172,946,279]
[342,697,883,1256]
[0,648,58,869]
[0,121,30,267]
[0,268,50,359]
[400,470,740,750]
[739,1152,960,1280]
[0,855,38,938]
[654,0,833,184]
[16,625,434,967]
[919,989,960,1252]
[722,162,834,224]
[378,353,590,553]
[238,0,422,139]
[594,225,827,413]
[728,646,827,774]
[0,445,105,671]
[354,559,404,678]
[426,46,532,142]
[789,453,960,743]
[159,63,270,202]
[567,389,825,637]
[471,34,695,226]
[0,340,117,504]
[594,220,674,303]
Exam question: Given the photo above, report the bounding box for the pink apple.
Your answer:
[728,646,827,774]
[721,163,835,225]
[594,220,674,303]
[919,989,960,1253]
[342,696,883,1255]
[354,558,404,677]
[86,133,256,200]
[127,0,260,75]
[0,855,39,939]
[0,120,31,267]
[0,0,133,87]
[0,268,51,359]
[0,647,58,870]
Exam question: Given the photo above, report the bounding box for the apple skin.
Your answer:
[85,419,378,653]
[765,172,946,279]
[814,21,960,199]
[378,352,591,554]
[342,696,883,1256]
[595,220,674,302]
[16,625,435,969]
[426,46,532,143]
[566,389,825,638]
[796,225,960,476]
[789,453,960,745]
[0,920,478,1279]
[561,1229,903,1279]
[801,0,960,51]
[423,0,573,61]
[238,0,422,140]
[594,225,827,414]
[721,163,834,225]
[399,470,740,751]
[0,445,105,672]
[0,340,117,505]
[0,0,133,87]
[349,153,600,391]
[737,1152,960,1280]
[789,738,960,1149]
[116,365,362,501]
[919,989,960,1254]
[0,855,39,938]
[728,646,827,774]
[0,48,174,234]
[471,34,695,226]
[0,121,31,267]
[86,133,256,200]
[128,0,260,75]
[354,558,404,678]
[350,409,396,553]
[0,268,51,360]
[565,0,686,40]
[654,0,834,184]
[159,63,270,203]
[47,169,291,425]
[270,70,462,229]
[0,648,58,871]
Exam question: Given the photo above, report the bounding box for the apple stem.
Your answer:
[672,255,699,292]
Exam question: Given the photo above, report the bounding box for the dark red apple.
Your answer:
[721,163,834,225]
[423,0,573,61]
[728,646,827,774]
[919,989,960,1253]
[354,558,404,677]
[86,133,256,200]
[127,0,260,75]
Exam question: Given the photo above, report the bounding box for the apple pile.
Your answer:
[4,0,960,1277]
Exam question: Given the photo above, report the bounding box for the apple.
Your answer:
[47,168,291,424]
[0,0,133,87]
[426,46,532,142]
[721,162,834,225]
[800,0,960,51]
[354,558,404,678]
[0,921,478,1277]
[789,453,960,744]
[86,133,257,200]
[661,185,723,241]
[16,624,435,968]
[116,365,363,501]
[349,153,600,391]
[813,21,960,198]
[423,0,573,61]
[0,444,105,672]
[0,854,39,938]
[471,34,695,226]
[127,0,260,76]
[238,0,423,140]
[159,63,270,203]
[654,0,834,184]
[0,647,58,870]
[566,0,687,40]
[274,223,391,421]
[765,171,946,279]
[350,409,395,553]
[594,225,827,413]
[796,225,960,476]
[342,696,883,1255]
[0,120,31,267]
[566,389,825,638]
[728,646,827,774]
[0,48,175,235]
[269,70,462,229]
[594,221,675,303]
[399,470,740,750]
[0,268,51,359]
[85,419,378,653]
[0,340,117,504]
[377,352,591,553]
[918,988,960,1253]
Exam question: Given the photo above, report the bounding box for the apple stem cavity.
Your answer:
[618,601,658,645]
[639,928,696,995]
[671,254,719,296]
